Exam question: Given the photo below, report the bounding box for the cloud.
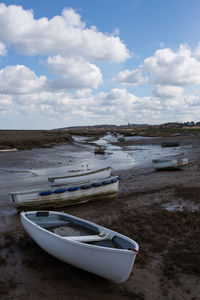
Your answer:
[144,44,200,86]
[0,59,101,96]
[0,42,6,55]
[0,94,12,112]
[184,93,200,107]
[114,44,200,89]
[194,43,200,59]
[47,55,102,89]
[153,85,184,99]
[0,84,200,125]
[113,67,147,86]
[0,65,46,94]
[0,4,130,62]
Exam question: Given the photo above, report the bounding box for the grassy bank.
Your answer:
[0,130,73,150]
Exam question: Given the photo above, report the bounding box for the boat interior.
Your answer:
[25,211,135,250]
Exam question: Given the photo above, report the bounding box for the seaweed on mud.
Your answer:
[118,288,144,300]
[0,277,18,296]
[2,232,15,248]
[163,245,200,278]
[16,234,35,251]
[174,186,200,203]
[0,254,7,266]
[103,208,200,279]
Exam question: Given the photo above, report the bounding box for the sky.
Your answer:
[0,0,200,129]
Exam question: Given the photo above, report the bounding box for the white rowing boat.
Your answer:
[21,210,139,283]
[48,166,111,186]
[152,158,188,171]
[11,175,120,209]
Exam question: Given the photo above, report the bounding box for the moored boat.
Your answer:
[21,210,139,283]
[94,147,105,155]
[117,137,125,142]
[171,133,181,137]
[0,148,18,152]
[152,158,188,171]
[48,166,111,186]
[161,141,180,147]
[11,175,120,209]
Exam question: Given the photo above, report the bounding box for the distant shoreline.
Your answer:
[0,127,199,151]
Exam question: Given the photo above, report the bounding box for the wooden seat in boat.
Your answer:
[63,233,109,243]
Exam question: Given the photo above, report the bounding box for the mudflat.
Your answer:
[0,132,200,300]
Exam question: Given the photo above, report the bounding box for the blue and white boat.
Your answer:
[11,175,120,209]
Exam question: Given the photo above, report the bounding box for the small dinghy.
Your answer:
[11,175,120,209]
[152,158,188,171]
[21,211,139,283]
[48,166,111,186]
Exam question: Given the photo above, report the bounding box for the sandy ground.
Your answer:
[0,134,200,300]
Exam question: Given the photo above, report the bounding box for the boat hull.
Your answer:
[152,158,188,170]
[21,211,138,283]
[48,167,111,186]
[161,141,180,147]
[11,176,119,209]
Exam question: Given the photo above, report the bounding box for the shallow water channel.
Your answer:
[0,134,190,215]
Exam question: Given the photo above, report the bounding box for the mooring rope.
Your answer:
[130,248,189,300]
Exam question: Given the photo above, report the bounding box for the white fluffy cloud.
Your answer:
[0,3,130,62]
[113,67,147,86]
[0,59,102,94]
[0,94,12,112]
[47,55,102,89]
[115,44,200,89]
[144,45,200,86]
[0,84,200,125]
[153,85,184,99]
[0,2,200,127]
[0,65,46,94]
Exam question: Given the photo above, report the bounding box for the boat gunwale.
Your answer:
[21,211,139,254]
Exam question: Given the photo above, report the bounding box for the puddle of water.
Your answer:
[90,134,157,144]
[72,135,91,142]
[125,136,157,141]
[163,202,199,212]
[127,144,184,162]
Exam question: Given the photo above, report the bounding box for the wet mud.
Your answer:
[0,133,200,299]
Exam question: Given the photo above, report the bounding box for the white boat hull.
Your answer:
[11,176,119,209]
[21,211,139,283]
[48,167,111,186]
[152,158,188,170]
